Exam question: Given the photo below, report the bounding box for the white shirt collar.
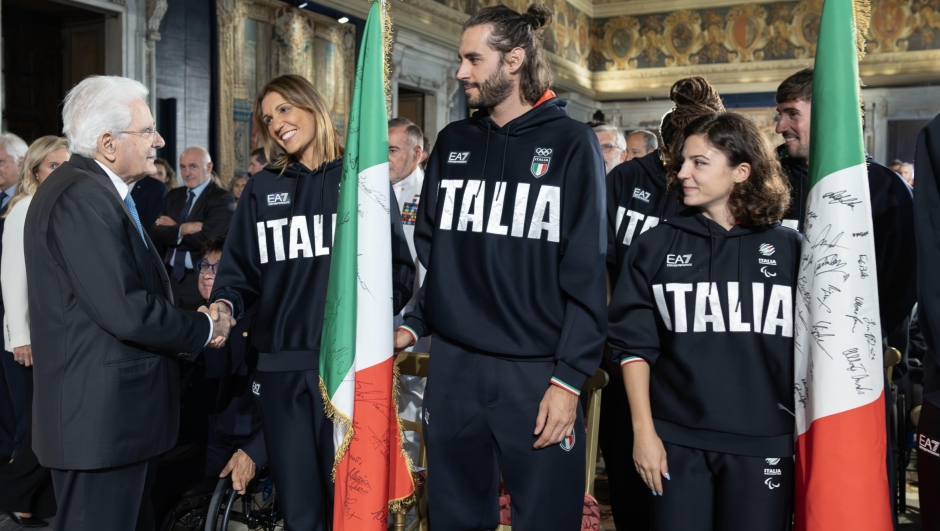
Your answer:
[395,166,424,190]
[94,160,129,200]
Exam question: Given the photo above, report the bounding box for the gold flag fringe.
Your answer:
[852,0,871,60]
[319,377,354,481]
[380,0,394,119]
[387,363,419,513]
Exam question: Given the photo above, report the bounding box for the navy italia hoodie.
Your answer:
[211,160,416,372]
[401,96,608,394]
[606,149,681,287]
[608,210,801,457]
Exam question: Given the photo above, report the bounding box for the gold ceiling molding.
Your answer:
[593,0,747,18]
[591,48,940,99]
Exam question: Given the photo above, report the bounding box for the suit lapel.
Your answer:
[74,157,173,301]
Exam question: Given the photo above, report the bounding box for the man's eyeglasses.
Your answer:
[116,128,159,139]
[600,143,622,153]
[196,260,220,275]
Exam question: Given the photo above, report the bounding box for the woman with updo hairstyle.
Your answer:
[609,113,798,531]
[207,74,415,529]
[0,135,70,527]
[602,75,727,531]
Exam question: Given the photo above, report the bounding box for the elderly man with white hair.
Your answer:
[593,123,627,174]
[23,76,235,530]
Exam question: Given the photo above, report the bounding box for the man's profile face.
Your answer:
[247,155,264,176]
[0,145,21,190]
[179,148,212,189]
[457,24,513,109]
[388,127,421,184]
[775,99,812,161]
[595,130,626,174]
[111,99,165,183]
[626,133,653,161]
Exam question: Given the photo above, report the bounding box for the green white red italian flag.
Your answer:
[793,0,892,529]
[319,2,415,528]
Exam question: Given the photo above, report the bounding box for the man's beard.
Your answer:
[466,67,513,110]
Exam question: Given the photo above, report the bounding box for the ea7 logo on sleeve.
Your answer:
[531,147,552,178]
[448,152,470,164]
[633,188,651,202]
[666,254,693,267]
[920,434,940,456]
[267,193,290,206]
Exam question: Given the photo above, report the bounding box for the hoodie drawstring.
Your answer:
[706,221,714,296]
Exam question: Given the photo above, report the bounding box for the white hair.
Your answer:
[592,124,626,151]
[0,133,28,164]
[62,76,150,157]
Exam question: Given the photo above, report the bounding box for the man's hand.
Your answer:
[533,385,578,449]
[155,215,178,227]
[394,329,415,353]
[13,345,32,367]
[199,303,235,348]
[220,450,256,495]
[180,221,204,236]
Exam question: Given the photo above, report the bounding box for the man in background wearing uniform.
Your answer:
[394,4,607,530]
[388,116,429,464]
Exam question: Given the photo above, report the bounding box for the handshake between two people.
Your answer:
[198,302,237,349]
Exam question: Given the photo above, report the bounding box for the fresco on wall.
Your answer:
[433,0,593,69]
[427,0,940,74]
[591,0,940,71]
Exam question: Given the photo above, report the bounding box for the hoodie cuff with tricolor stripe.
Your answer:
[551,361,587,396]
[620,356,648,367]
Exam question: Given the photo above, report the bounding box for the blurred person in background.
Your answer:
[0,135,69,527]
[154,158,177,188]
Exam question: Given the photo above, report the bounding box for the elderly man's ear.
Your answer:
[98,133,118,163]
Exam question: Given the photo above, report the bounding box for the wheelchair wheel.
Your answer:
[204,475,279,531]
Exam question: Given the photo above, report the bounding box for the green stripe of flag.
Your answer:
[807,0,865,186]
[320,1,387,398]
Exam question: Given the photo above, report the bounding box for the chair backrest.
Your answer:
[582,368,609,495]
[395,351,430,469]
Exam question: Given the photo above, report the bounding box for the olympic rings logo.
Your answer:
[535,148,553,156]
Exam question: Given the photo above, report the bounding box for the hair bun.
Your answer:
[669,76,725,135]
[525,4,553,30]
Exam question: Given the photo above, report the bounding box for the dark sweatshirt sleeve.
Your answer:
[914,116,940,393]
[389,182,416,315]
[608,233,662,367]
[867,163,916,336]
[549,132,609,395]
[606,164,623,275]
[401,146,442,340]
[211,178,262,320]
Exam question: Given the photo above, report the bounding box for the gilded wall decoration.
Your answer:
[590,0,940,72]
[724,5,772,61]
[217,0,355,179]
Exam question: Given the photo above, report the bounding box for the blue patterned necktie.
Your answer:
[173,190,194,281]
[124,193,148,248]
